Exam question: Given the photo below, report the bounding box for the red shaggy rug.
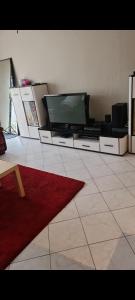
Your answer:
[0,165,84,270]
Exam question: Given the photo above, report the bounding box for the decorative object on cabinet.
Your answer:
[19,79,32,87]
[10,83,48,139]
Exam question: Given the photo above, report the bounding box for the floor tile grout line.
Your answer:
[124,156,135,168]
[127,187,135,198]
[50,216,80,225]
[105,158,135,196]
[88,236,127,247]
[122,235,135,257]
[73,200,96,270]
[49,201,135,226]
[85,155,135,208]
[11,253,50,265]
[47,226,51,270]
[103,153,135,251]
[11,234,134,266]
[77,190,135,213]
[110,210,135,257]
[9,254,51,270]
[87,155,135,194]
[95,153,135,174]
[47,235,134,255]
[101,186,135,258]
[83,161,135,257]
[5,137,135,269]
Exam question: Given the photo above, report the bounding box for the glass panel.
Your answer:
[23,101,39,126]
[11,100,18,134]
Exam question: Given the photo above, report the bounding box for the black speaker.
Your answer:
[101,122,112,136]
[112,103,127,128]
[105,114,111,123]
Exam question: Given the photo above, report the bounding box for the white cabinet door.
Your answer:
[74,139,100,151]
[52,136,73,147]
[100,137,119,154]
[39,130,52,144]
[20,87,34,101]
[131,136,135,153]
[32,84,48,127]
[10,88,29,137]
[28,126,39,139]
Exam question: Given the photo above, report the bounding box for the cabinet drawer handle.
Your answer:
[23,93,30,96]
[82,144,90,148]
[59,141,66,144]
[42,136,49,138]
[104,144,114,147]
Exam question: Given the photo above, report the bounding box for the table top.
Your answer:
[0,160,17,175]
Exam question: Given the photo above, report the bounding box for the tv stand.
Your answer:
[38,125,128,156]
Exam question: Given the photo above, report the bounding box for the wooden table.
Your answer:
[0,160,25,197]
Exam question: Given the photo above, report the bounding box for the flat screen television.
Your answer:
[43,93,89,126]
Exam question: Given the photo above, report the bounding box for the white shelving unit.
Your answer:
[39,128,128,155]
[128,74,135,153]
[10,84,48,139]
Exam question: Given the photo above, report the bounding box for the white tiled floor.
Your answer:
[2,136,135,270]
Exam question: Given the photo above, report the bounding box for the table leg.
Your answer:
[14,166,25,198]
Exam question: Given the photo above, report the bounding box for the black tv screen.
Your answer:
[44,93,88,125]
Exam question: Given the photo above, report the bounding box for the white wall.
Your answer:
[0,30,135,120]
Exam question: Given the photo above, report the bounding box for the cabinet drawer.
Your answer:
[20,87,34,101]
[28,126,39,139]
[39,130,52,144]
[52,136,73,147]
[100,137,119,154]
[74,139,99,151]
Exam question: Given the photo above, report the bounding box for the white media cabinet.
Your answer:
[39,127,128,156]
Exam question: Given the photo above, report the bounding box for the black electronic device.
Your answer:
[83,123,101,138]
[112,103,127,128]
[42,93,90,127]
[105,114,111,123]
[101,122,112,136]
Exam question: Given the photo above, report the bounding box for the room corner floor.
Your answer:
[2,137,135,270]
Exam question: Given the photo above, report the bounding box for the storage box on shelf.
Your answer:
[38,126,128,156]
[10,84,48,139]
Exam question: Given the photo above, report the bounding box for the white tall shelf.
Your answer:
[128,74,135,153]
[10,84,48,139]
